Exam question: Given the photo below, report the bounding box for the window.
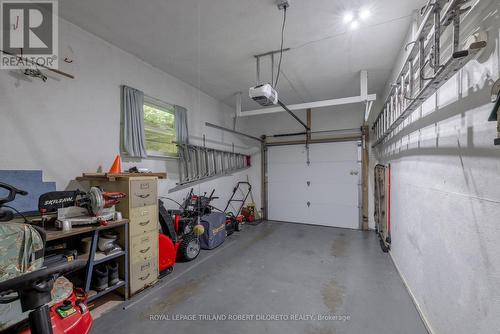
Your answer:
[143,98,177,157]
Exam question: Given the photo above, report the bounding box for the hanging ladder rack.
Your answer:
[371,0,487,148]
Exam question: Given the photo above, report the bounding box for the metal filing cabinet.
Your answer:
[79,174,162,296]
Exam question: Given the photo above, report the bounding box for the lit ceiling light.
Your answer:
[350,20,359,30]
[343,12,354,23]
[359,8,371,20]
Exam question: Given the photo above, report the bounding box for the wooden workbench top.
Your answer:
[76,172,166,182]
[44,219,129,241]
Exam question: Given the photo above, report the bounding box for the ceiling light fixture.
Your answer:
[343,12,354,23]
[343,6,371,29]
[359,8,371,20]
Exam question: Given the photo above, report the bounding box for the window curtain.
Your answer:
[122,85,147,158]
[175,105,189,144]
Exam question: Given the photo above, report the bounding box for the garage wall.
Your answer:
[0,18,261,212]
[375,1,500,333]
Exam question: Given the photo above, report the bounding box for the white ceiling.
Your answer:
[59,0,426,110]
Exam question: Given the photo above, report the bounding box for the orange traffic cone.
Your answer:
[109,155,122,174]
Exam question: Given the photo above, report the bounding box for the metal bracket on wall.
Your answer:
[371,0,487,148]
[177,142,249,186]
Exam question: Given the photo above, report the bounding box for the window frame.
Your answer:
[143,95,178,159]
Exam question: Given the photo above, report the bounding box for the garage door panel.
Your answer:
[268,146,308,164]
[268,181,308,202]
[268,163,307,182]
[268,199,308,223]
[308,142,358,162]
[307,162,359,184]
[308,202,359,229]
[267,142,360,229]
[311,182,358,206]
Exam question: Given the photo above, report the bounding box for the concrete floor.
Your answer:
[94,221,428,334]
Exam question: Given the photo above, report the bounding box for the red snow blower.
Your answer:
[158,189,215,276]
[158,208,199,277]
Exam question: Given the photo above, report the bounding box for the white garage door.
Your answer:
[267,141,360,229]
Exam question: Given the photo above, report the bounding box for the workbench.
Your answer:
[44,219,130,302]
[44,219,127,241]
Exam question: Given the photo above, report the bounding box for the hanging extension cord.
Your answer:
[274,1,289,88]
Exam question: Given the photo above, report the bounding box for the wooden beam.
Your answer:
[261,136,268,220]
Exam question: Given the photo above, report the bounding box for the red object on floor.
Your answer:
[241,206,256,222]
[241,207,250,218]
[19,291,93,334]
[158,234,181,273]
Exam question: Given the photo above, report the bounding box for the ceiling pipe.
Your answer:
[205,122,263,143]
[271,131,308,138]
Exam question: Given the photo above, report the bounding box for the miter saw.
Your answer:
[38,187,126,227]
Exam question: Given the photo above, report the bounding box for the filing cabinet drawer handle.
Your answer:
[139,220,150,226]
[139,273,151,281]
[135,193,151,199]
[139,247,151,254]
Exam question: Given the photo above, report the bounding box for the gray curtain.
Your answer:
[122,85,147,158]
[175,105,189,144]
